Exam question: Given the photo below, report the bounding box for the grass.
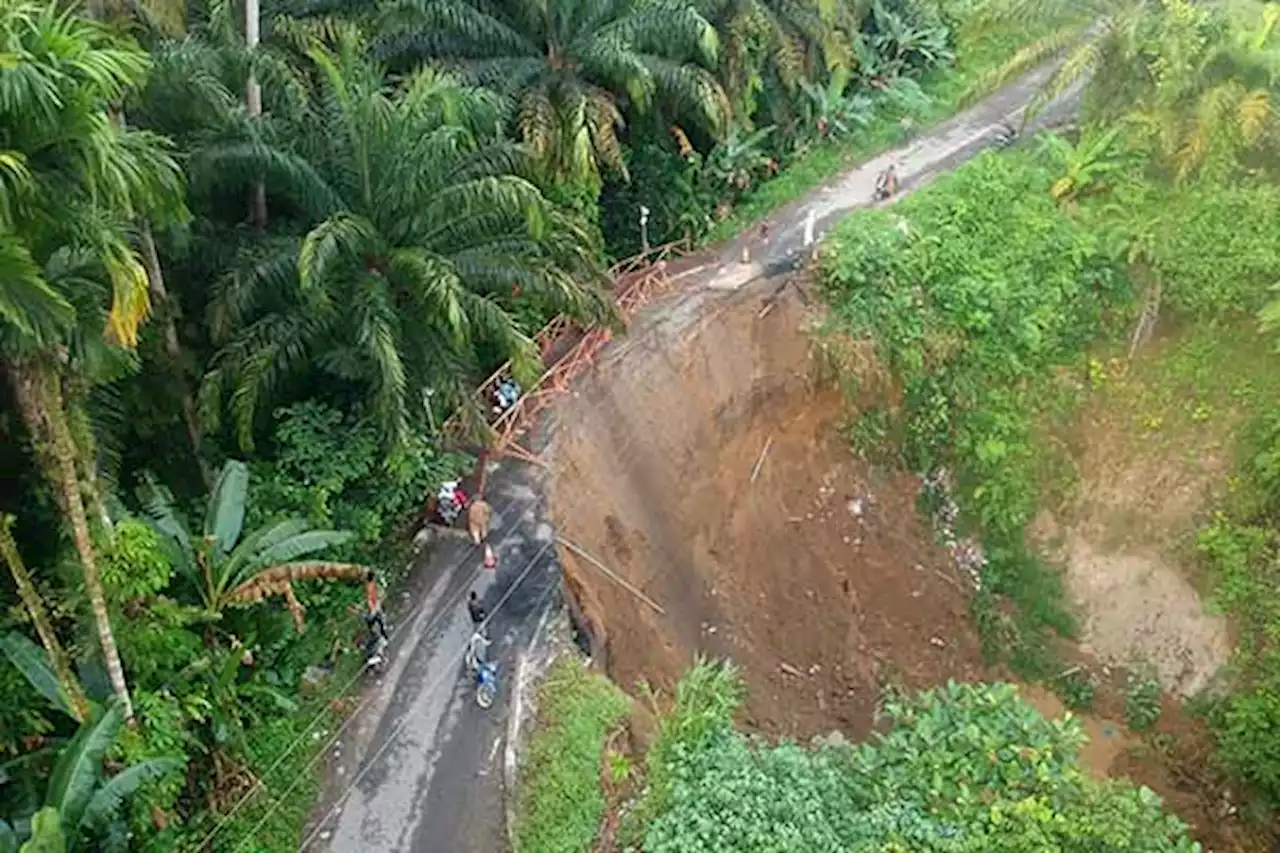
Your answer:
[703,24,1069,243]
[515,656,630,853]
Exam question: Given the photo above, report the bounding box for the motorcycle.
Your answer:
[474,660,499,709]
[873,166,898,201]
[463,630,498,708]
[993,121,1018,149]
[364,634,389,674]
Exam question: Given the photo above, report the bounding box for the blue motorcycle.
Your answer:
[475,661,498,709]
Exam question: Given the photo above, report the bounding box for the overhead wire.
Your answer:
[193,484,545,852]
[289,538,552,853]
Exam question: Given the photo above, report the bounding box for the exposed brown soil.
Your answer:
[549,279,991,739]
[1031,354,1232,697]
[547,279,1267,851]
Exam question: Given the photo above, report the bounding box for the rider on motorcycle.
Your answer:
[874,164,899,200]
[464,630,491,675]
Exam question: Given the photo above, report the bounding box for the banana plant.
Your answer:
[1039,126,1132,205]
[141,460,367,632]
[5,701,178,853]
[703,125,778,197]
[799,69,876,140]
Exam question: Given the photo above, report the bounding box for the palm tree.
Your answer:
[0,0,186,722]
[126,8,318,482]
[973,0,1280,180]
[965,0,1145,123]
[1,701,178,853]
[199,31,613,449]
[142,460,366,631]
[693,0,850,121]
[375,0,730,185]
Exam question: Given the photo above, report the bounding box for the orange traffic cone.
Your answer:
[483,544,497,570]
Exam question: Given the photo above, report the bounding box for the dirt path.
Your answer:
[302,67,1081,853]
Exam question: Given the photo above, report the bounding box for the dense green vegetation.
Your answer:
[515,657,630,853]
[10,0,1280,846]
[823,151,1121,674]
[632,662,1197,852]
[0,0,1016,848]
[819,0,1280,829]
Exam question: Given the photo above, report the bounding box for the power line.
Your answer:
[275,539,553,852]
[193,486,543,852]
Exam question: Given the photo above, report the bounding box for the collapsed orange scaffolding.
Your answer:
[441,238,692,464]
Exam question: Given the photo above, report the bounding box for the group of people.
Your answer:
[360,573,492,685]
[361,477,498,681]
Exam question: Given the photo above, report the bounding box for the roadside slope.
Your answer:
[303,63,1081,853]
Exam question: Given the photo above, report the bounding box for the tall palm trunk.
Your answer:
[245,0,267,228]
[63,374,112,535]
[7,359,134,721]
[0,514,91,723]
[140,224,212,486]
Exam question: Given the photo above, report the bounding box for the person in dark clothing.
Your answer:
[467,590,487,632]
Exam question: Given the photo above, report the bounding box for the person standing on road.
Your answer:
[468,494,499,568]
[467,495,492,545]
[467,590,487,631]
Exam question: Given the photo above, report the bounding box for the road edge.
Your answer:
[503,594,561,852]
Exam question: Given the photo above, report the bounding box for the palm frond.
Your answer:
[298,213,378,290]
[1238,87,1271,145]
[517,84,557,161]
[0,234,75,347]
[968,23,1088,105]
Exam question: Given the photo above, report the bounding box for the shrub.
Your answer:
[1124,666,1162,731]
[516,657,630,853]
[249,401,467,554]
[100,518,171,601]
[1214,685,1280,803]
[639,666,1199,852]
[1198,515,1280,804]
[1143,182,1280,320]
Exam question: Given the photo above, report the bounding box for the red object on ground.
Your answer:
[483,544,496,569]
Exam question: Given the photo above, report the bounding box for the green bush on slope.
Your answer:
[640,663,1198,853]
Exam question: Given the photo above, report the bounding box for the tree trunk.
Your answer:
[0,514,92,723]
[63,375,112,536]
[7,360,134,721]
[245,0,267,228]
[140,223,212,486]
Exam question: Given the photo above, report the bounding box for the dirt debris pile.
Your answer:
[548,281,991,737]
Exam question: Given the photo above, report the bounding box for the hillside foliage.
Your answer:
[637,663,1198,852]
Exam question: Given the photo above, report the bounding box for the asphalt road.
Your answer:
[300,63,1084,853]
[305,461,557,853]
